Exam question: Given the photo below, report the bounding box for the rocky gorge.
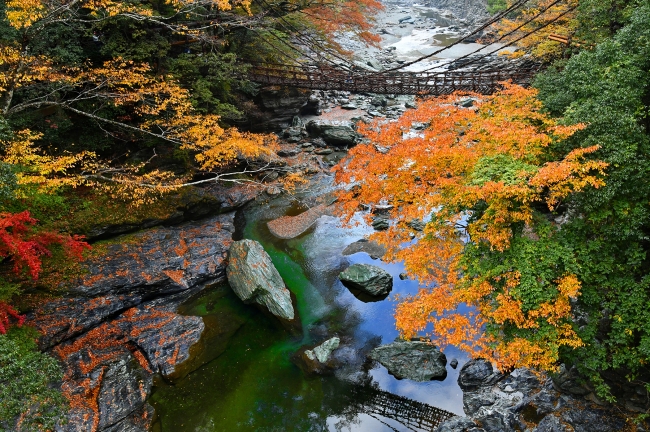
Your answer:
[21,1,650,431]
[34,169,643,431]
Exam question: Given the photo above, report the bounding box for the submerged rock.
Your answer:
[306,337,341,363]
[369,341,447,381]
[342,239,386,259]
[339,264,393,297]
[294,337,341,375]
[226,239,294,320]
[267,203,334,239]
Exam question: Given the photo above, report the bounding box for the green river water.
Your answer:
[149,178,469,431]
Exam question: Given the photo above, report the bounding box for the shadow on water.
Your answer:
[149,179,468,431]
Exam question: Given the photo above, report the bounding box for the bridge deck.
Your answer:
[249,63,537,95]
[342,386,456,431]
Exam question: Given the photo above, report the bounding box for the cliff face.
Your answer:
[28,212,237,432]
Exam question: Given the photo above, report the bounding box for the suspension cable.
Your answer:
[428,0,573,71]
[438,3,579,72]
[255,0,358,68]
[245,26,312,66]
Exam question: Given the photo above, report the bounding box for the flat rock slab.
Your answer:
[26,213,238,432]
[51,303,202,432]
[267,204,334,239]
[74,213,236,297]
[369,341,447,381]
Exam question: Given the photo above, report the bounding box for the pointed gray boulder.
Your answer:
[226,239,294,320]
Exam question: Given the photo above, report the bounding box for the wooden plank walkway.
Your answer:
[342,385,456,431]
[248,63,537,95]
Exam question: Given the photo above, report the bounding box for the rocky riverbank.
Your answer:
[26,187,249,431]
[435,359,634,432]
[32,161,643,431]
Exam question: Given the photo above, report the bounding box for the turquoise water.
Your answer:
[149,190,469,431]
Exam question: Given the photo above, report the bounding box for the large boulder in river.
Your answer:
[369,341,447,381]
[306,121,360,146]
[226,239,294,320]
[339,264,393,297]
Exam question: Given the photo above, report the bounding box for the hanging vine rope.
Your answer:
[255,0,359,69]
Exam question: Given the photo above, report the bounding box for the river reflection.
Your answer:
[149,181,468,431]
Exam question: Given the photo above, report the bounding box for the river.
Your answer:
[149,175,469,431]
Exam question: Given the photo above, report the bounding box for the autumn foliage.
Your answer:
[0,211,90,334]
[1,0,280,205]
[0,211,89,280]
[0,301,24,334]
[301,0,384,46]
[334,85,607,371]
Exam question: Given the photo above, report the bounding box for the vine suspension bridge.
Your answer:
[247,0,578,96]
[248,62,539,95]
